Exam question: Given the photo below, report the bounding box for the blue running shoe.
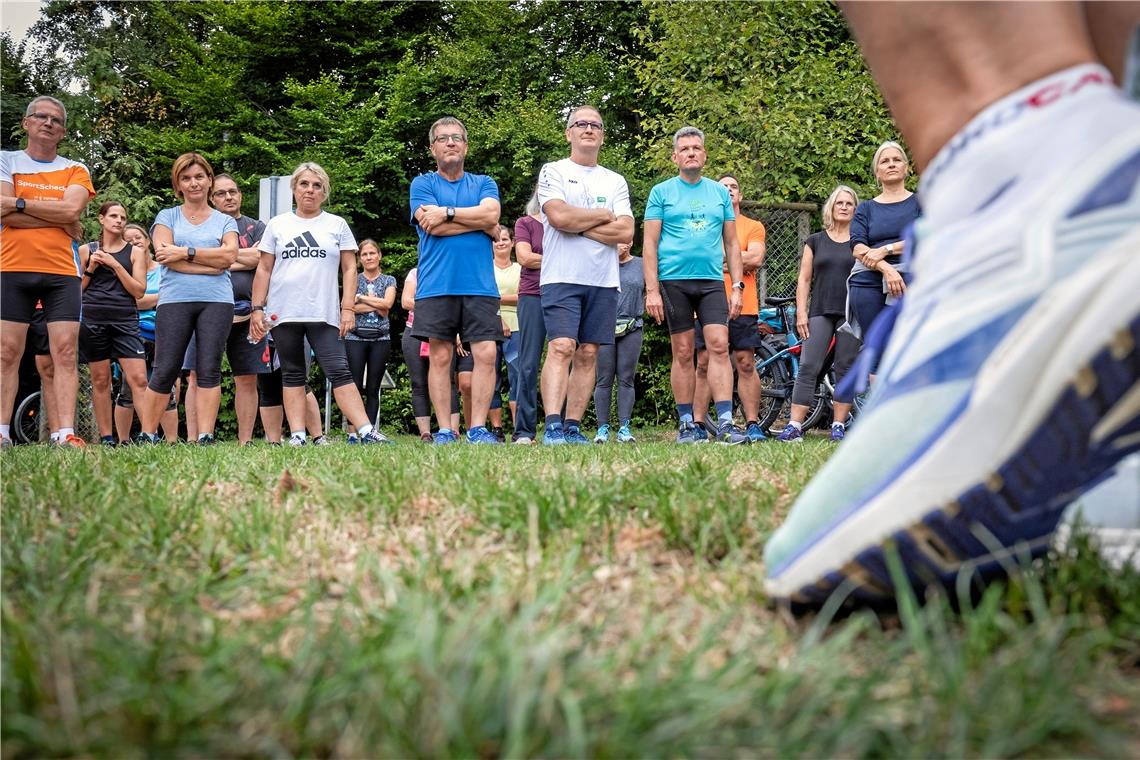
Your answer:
[830,424,846,443]
[542,426,566,446]
[777,425,803,443]
[691,423,709,443]
[677,422,698,444]
[361,430,395,445]
[433,429,460,446]
[765,124,1140,607]
[746,422,768,442]
[716,420,750,446]
[594,424,610,444]
[563,427,590,445]
[617,424,636,443]
[466,426,501,445]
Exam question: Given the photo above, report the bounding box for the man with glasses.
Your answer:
[537,105,634,445]
[409,116,503,444]
[643,126,748,445]
[178,173,272,444]
[0,96,96,448]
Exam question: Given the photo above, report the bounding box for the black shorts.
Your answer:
[410,295,503,344]
[27,309,50,356]
[79,321,147,363]
[695,315,763,352]
[456,343,474,373]
[0,271,81,323]
[660,279,728,335]
[182,321,272,375]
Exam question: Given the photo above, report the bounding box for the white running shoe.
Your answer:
[765,127,1140,607]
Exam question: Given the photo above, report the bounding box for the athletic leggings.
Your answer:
[346,338,391,424]
[593,327,645,426]
[401,330,432,418]
[791,314,861,407]
[149,301,231,393]
[274,322,354,389]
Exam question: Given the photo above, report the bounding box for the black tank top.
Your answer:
[82,241,139,323]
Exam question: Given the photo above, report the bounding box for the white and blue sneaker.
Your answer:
[765,123,1140,607]
[616,424,636,443]
[594,424,610,444]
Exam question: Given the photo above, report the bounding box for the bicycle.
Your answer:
[12,391,42,444]
[753,296,861,433]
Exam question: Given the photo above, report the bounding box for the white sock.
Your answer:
[50,431,61,443]
[290,431,306,442]
[357,423,374,437]
[788,421,802,431]
[832,421,845,430]
[921,64,1140,227]
[59,427,74,439]
[0,424,8,440]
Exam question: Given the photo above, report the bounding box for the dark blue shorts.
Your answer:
[540,283,619,346]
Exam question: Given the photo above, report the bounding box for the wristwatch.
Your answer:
[251,304,266,312]
[186,246,197,262]
[15,198,26,213]
[886,242,895,255]
[445,206,455,222]
[732,281,746,291]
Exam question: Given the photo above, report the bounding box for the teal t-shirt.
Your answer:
[644,176,734,281]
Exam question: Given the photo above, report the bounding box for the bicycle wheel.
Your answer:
[754,342,790,432]
[13,391,41,444]
[803,375,832,431]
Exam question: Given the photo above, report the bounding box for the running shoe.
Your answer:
[691,423,709,443]
[830,424,846,443]
[542,426,566,446]
[133,432,160,445]
[1,437,11,450]
[433,429,460,446]
[361,430,395,445]
[563,427,590,445]
[777,425,804,443]
[617,424,636,443]
[197,433,217,446]
[100,435,117,447]
[59,434,87,449]
[492,427,506,443]
[764,126,1140,607]
[311,435,331,446]
[746,422,768,442]
[677,422,698,444]
[347,434,360,445]
[716,421,750,446]
[466,426,501,445]
[594,424,610,444]
[514,435,534,445]
[288,435,306,447]
[420,433,433,443]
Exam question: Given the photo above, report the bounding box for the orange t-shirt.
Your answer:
[722,213,766,316]
[1,150,96,276]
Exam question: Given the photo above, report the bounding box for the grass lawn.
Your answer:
[3,434,1138,757]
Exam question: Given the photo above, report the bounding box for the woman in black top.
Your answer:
[778,185,862,443]
[78,201,149,445]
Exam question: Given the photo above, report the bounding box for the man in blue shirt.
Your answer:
[408,116,503,445]
[643,126,747,445]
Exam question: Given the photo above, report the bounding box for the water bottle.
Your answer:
[247,312,278,343]
[366,282,375,297]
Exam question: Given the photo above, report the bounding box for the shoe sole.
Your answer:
[767,179,1140,605]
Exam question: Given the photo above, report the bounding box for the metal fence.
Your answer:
[744,201,817,303]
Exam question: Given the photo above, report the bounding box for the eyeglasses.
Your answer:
[569,120,603,132]
[212,189,240,198]
[27,112,65,128]
[433,133,467,144]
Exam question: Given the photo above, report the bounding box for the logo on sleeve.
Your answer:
[281,231,326,259]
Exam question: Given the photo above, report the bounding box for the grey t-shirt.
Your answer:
[616,256,645,323]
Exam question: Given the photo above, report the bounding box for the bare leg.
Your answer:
[116,358,148,441]
[35,354,57,438]
[194,385,222,438]
[734,349,761,423]
[692,349,710,425]
[564,343,598,421]
[184,372,198,441]
[114,402,134,442]
[703,325,735,407]
[45,322,80,430]
[282,386,308,435]
[668,331,696,412]
[427,338,456,431]
[415,416,432,437]
[305,392,323,436]
[260,405,283,442]
[540,337,576,420]
[233,375,259,444]
[840,1,1097,170]
[330,383,372,430]
[457,370,472,429]
[0,321,29,431]
[468,340,497,429]
[88,360,114,438]
[832,401,854,427]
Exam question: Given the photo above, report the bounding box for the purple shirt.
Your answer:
[514,215,543,296]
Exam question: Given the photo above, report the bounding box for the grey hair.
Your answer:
[290,161,331,201]
[429,116,467,144]
[565,105,602,129]
[525,188,541,216]
[871,140,908,182]
[821,184,859,231]
[672,125,705,151]
[25,95,67,126]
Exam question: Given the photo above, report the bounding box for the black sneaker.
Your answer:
[133,432,159,445]
[197,433,217,445]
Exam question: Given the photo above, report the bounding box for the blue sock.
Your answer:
[715,400,733,424]
[545,415,562,430]
[677,403,694,424]
[565,418,580,432]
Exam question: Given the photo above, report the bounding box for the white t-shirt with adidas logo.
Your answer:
[258,210,358,327]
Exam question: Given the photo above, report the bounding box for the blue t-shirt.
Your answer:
[138,266,161,339]
[850,194,922,277]
[151,207,237,304]
[409,171,499,299]
[644,176,734,281]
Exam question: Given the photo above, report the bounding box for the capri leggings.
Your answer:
[274,322,354,389]
[791,314,861,407]
[346,338,391,424]
[593,326,645,426]
[149,301,232,393]
[401,330,432,418]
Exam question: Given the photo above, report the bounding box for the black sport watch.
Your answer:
[15,198,26,213]
[186,246,197,262]
[732,281,746,291]
[446,206,455,222]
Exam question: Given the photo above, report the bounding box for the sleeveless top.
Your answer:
[82,241,139,323]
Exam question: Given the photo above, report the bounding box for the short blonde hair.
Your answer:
[821,185,859,231]
[290,162,331,201]
[871,140,908,184]
[170,152,214,200]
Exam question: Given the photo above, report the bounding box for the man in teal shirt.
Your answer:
[643,126,747,445]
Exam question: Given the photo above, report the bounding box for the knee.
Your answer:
[234,375,258,394]
[704,334,728,357]
[673,345,694,365]
[575,343,598,363]
[548,338,575,362]
[0,335,24,366]
[89,367,111,393]
[471,342,497,366]
[50,337,78,367]
[734,351,755,375]
[694,349,708,375]
[458,373,472,394]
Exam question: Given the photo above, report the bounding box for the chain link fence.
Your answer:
[743,201,818,302]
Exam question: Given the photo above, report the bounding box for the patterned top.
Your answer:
[347,271,396,341]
